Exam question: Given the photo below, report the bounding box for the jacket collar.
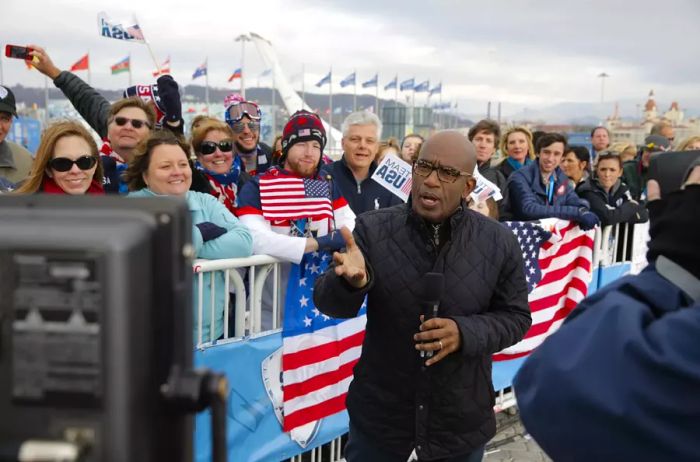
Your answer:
[0,140,17,168]
[340,155,377,180]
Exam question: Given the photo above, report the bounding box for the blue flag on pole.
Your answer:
[429,82,442,96]
[414,80,430,93]
[384,76,398,91]
[339,72,356,88]
[400,78,415,91]
[316,71,331,87]
[362,74,378,88]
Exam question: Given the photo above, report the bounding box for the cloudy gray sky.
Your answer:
[3,0,700,115]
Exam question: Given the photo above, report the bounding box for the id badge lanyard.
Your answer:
[547,175,555,205]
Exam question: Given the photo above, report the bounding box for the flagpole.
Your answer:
[204,57,210,114]
[394,75,398,108]
[271,70,277,135]
[87,51,91,86]
[329,67,333,153]
[301,63,305,105]
[43,75,49,127]
[375,73,379,116]
[353,69,357,112]
[133,15,160,73]
[0,55,4,86]
[128,52,132,87]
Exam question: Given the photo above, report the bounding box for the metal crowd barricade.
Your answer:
[192,254,284,348]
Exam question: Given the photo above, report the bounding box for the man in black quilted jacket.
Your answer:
[314,130,531,461]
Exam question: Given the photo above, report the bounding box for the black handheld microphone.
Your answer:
[421,272,444,358]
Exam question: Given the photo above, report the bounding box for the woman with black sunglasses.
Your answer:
[15,121,104,195]
[191,119,251,214]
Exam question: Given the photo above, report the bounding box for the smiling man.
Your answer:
[314,130,531,462]
[322,111,404,215]
[507,132,599,230]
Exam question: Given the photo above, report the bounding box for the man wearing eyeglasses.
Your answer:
[224,96,273,176]
[0,85,33,187]
[506,132,600,230]
[314,130,531,462]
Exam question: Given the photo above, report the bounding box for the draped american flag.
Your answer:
[260,176,333,221]
[281,251,367,432]
[494,219,595,361]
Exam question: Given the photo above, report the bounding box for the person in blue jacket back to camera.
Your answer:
[126,131,253,344]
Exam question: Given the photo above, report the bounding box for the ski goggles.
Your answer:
[225,101,261,125]
[48,155,98,172]
[199,140,234,155]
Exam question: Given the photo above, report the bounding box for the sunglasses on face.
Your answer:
[48,155,98,172]
[199,140,234,155]
[112,116,151,130]
[226,102,261,123]
[413,159,472,183]
[230,121,260,133]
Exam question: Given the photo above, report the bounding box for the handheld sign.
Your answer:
[371,154,413,202]
[471,165,503,202]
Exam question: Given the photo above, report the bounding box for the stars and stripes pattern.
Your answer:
[494,219,595,361]
[259,174,333,221]
[281,251,367,432]
[400,177,413,196]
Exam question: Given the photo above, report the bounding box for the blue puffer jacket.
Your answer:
[514,264,700,461]
[129,189,253,342]
[506,160,589,221]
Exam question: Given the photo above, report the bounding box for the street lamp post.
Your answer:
[598,72,609,103]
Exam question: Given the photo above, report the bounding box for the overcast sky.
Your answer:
[3,0,700,115]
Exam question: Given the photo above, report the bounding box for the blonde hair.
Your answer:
[15,120,102,194]
[500,126,535,161]
[676,135,700,151]
[191,119,235,156]
[609,141,637,162]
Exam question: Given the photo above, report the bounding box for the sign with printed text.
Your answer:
[371,154,413,202]
[471,165,503,202]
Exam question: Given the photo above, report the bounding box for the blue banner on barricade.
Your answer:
[598,263,631,290]
[194,332,349,462]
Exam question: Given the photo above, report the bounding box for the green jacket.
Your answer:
[0,139,33,184]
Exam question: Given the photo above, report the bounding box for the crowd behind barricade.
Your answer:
[2,45,700,461]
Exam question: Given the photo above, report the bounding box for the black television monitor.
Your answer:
[0,194,193,461]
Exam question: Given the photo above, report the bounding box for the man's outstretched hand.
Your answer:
[333,226,368,288]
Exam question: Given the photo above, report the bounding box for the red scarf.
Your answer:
[100,138,126,163]
[41,176,105,195]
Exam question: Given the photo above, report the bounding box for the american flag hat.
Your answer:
[280,110,327,162]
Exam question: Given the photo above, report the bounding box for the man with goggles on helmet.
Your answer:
[224,94,273,176]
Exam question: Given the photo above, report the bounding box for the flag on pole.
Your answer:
[361,74,378,89]
[228,68,242,82]
[413,80,430,93]
[384,76,398,91]
[110,56,130,75]
[339,72,356,88]
[192,61,207,80]
[315,71,331,87]
[429,82,442,96]
[494,220,595,361]
[400,78,415,91]
[281,251,367,432]
[70,54,89,72]
[97,12,146,43]
[260,68,272,77]
[152,56,171,77]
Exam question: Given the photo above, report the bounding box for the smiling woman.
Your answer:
[126,130,254,342]
[14,120,104,195]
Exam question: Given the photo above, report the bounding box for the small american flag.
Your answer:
[126,24,145,41]
[260,176,333,221]
[400,177,413,196]
[281,251,366,431]
[494,220,594,361]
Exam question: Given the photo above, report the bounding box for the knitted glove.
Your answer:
[315,230,346,251]
[196,222,227,242]
[157,75,182,124]
[577,211,600,230]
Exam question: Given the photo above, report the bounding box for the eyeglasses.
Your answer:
[199,140,234,155]
[112,116,151,130]
[226,101,261,124]
[48,155,98,172]
[231,121,260,133]
[413,159,472,183]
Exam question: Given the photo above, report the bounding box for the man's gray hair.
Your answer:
[341,111,382,139]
